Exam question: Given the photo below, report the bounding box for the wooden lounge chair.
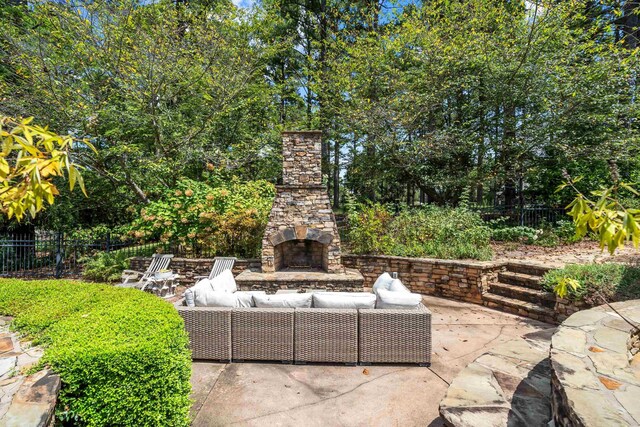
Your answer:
[118,253,174,289]
[194,257,236,282]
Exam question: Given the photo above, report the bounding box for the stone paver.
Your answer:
[550,300,640,426]
[0,321,59,427]
[439,328,554,427]
[190,295,552,426]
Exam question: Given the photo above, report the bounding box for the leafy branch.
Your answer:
[558,165,640,255]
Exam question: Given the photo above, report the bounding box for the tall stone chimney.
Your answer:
[261,131,343,274]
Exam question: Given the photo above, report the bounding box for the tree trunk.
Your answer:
[333,138,340,208]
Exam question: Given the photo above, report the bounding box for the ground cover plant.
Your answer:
[0,279,191,426]
[346,204,492,260]
[489,219,582,247]
[542,263,640,305]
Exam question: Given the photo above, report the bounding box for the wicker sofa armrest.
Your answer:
[359,303,431,365]
[175,300,232,361]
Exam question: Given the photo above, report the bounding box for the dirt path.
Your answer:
[491,241,640,267]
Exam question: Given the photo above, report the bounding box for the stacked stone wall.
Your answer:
[341,254,501,304]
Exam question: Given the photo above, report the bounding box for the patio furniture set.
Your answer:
[175,268,432,366]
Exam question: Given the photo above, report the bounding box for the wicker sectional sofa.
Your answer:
[175,300,431,365]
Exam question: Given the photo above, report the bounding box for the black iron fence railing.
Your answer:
[469,205,567,228]
[0,231,256,278]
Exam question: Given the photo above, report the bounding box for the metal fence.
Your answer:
[0,232,153,278]
[470,205,567,228]
[0,231,248,278]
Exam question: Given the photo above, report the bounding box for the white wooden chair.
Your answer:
[118,254,174,289]
[193,257,236,283]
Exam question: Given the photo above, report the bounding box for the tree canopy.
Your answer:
[1,0,638,230]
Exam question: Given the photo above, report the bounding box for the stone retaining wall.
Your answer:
[342,254,502,304]
[131,255,586,321]
[131,255,501,303]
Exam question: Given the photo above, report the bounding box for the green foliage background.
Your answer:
[346,204,493,260]
[1,0,638,231]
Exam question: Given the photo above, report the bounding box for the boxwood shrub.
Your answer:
[0,279,191,426]
[541,263,640,305]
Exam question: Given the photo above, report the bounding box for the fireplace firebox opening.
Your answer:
[274,239,327,271]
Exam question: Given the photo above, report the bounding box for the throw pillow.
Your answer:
[372,272,395,295]
[235,291,267,308]
[194,288,238,307]
[184,278,214,307]
[375,288,423,310]
[210,269,237,293]
[388,278,410,293]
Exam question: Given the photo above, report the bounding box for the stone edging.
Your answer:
[550,300,640,426]
[0,317,60,426]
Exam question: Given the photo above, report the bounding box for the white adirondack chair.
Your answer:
[118,254,174,289]
[193,257,236,283]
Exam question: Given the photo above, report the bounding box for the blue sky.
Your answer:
[232,0,256,8]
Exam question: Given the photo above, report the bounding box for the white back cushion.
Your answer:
[194,288,238,307]
[312,292,376,309]
[184,279,214,307]
[375,289,422,310]
[372,272,394,295]
[235,291,266,308]
[389,279,410,294]
[253,293,312,308]
[210,269,237,293]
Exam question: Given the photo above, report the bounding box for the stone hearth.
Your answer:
[237,130,363,291]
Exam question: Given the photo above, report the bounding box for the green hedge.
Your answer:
[0,279,191,426]
[542,263,640,305]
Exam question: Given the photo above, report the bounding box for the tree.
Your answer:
[0,115,92,220]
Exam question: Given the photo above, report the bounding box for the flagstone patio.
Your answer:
[189,295,555,426]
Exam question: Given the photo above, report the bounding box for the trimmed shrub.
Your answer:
[0,279,191,426]
[541,263,640,305]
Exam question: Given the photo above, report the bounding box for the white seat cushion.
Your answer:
[235,291,266,308]
[184,279,214,307]
[194,288,238,308]
[253,293,312,308]
[312,292,376,309]
[210,269,237,293]
[375,289,423,310]
[388,279,410,293]
[372,272,395,295]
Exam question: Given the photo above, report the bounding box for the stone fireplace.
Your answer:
[235,130,362,293]
[261,131,344,274]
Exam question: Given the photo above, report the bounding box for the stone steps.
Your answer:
[483,293,557,322]
[489,282,556,308]
[504,261,552,277]
[498,271,543,290]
